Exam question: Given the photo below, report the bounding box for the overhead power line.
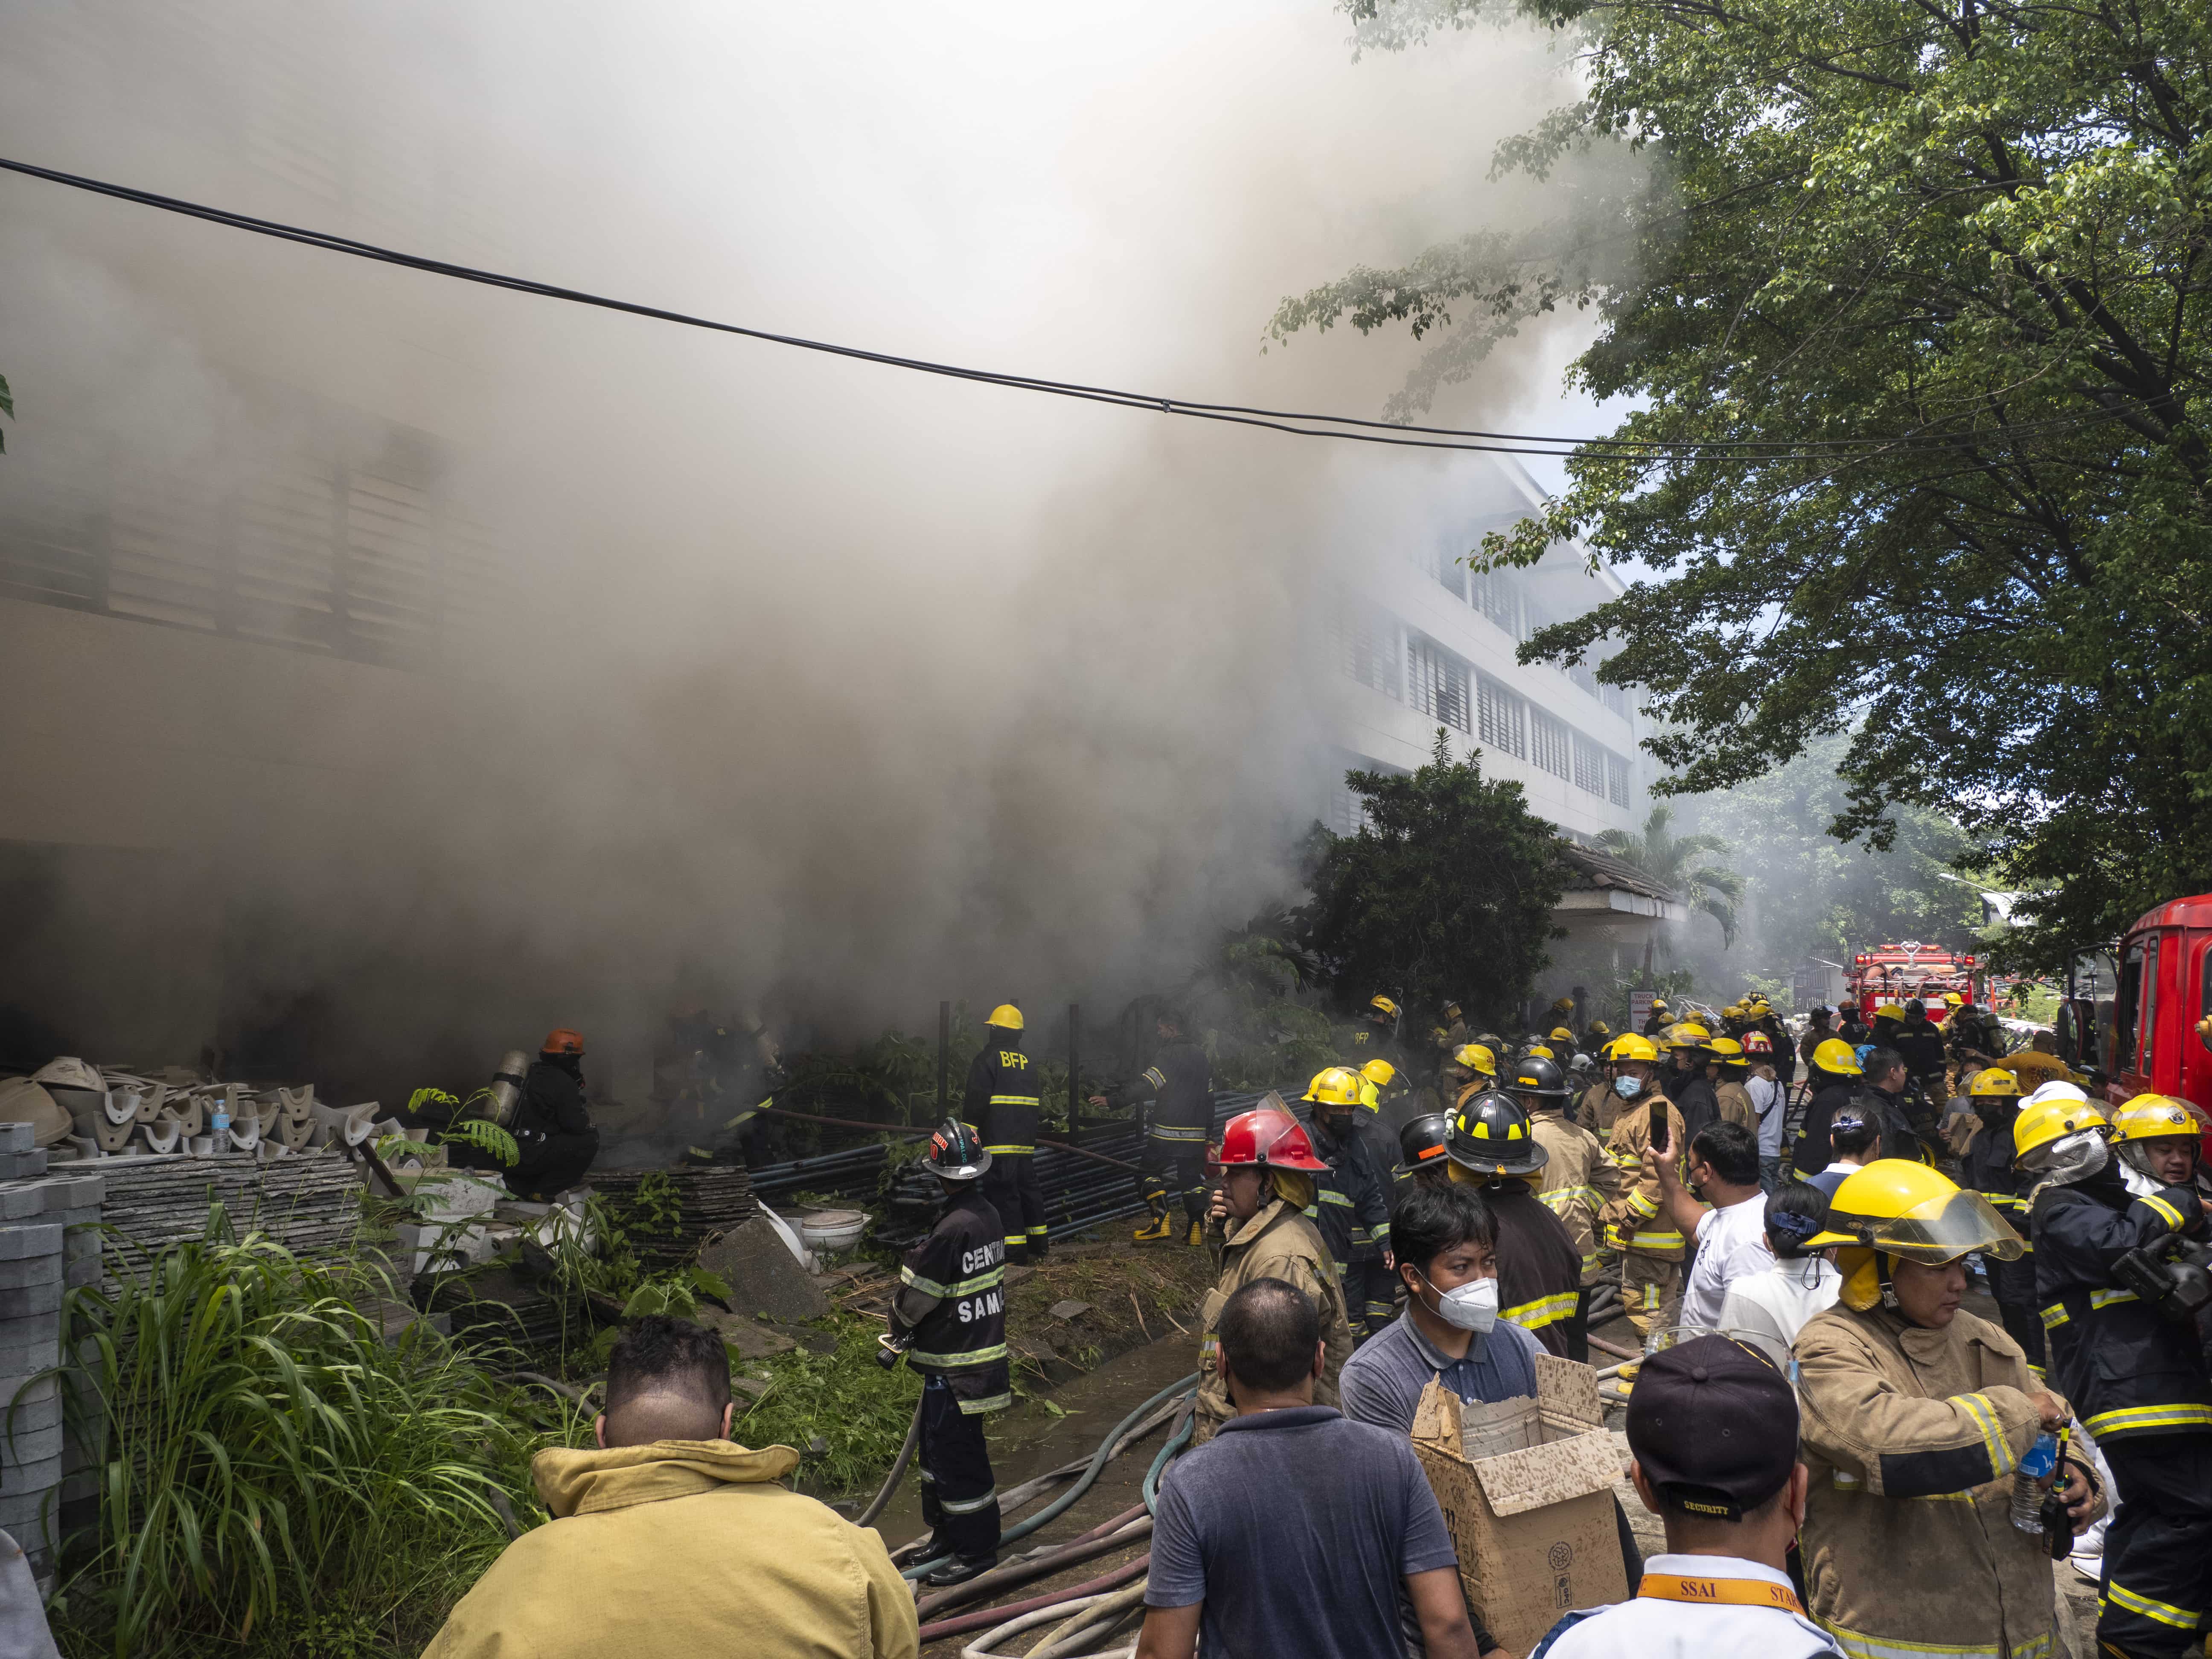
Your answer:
[0,154,2136,466]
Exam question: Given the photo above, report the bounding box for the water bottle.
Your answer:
[210,1109,230,1156]
[2011,1432,2058,1533]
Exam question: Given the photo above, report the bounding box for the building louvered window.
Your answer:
[1573,732,1606,796]
[1328,599,1402,701]
[1476,672,1527,759]
[1607,753,1632,806]
[1530,708,1572,779]
[1408,631,1472,733]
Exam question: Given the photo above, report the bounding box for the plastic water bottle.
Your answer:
[210,1109,230,1156]
[2011,1432,2058,1533]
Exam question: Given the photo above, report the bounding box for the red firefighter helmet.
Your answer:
[541,1027,586,1057]
[1214,1104,1329,1172]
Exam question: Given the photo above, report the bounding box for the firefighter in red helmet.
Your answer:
[1191,1099,1358,1441]
[509,1028,600,1199]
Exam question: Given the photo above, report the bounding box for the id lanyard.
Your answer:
[1638,1571,1807,1616]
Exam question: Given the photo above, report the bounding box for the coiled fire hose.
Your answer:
[854,1393,924,1530]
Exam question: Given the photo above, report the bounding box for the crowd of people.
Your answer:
[407,987,2212,1659]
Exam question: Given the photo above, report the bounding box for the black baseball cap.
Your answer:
[1626,1335,1799,1520]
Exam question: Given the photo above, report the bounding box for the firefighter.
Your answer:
[1838,1001,1871,1047]
[880,1119,1010,1587]
[1546,1025,1580,1067]
[2026,1089,2212,1657]
[1193,1100,1355,1440]
[1442,1042,1497,1108]
[1583,1016,1612,1057]
[1299,1067,1395,1340]
[1665,1023,1721,1148]
[506,1029,601,1200]
[1513,1054,1623,1363]
[1892,997,1949,1101]
[1792,1037,1868,1178]
[1641,995,1674,1036]
[1710,1037,1757,1132]
[1397,1112,1452,1190]
[1443,1089,1582,1356]
[1798,1005,1835,1074]
[1438,1000,1470,1053]
[1351,992,1404,1058]
[1350,1058,1407,1326]
[964,1004,1046,1263]
[1794,1161,2097,1657]
[1744,995,1796,1087]
[1090,1005,1211,1246]
[1597,1033,1687,1336]
[1950,1068,2043,1369]
[1575,1037,1624,1136]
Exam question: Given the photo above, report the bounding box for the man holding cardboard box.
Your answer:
[1530,1335,1837,1658]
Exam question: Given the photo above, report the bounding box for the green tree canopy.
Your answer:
[1298,732,1570,1024]
[1596,803,1745,946]
[1274,0,2212,972]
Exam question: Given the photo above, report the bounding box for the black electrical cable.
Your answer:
[0,153,2129,466]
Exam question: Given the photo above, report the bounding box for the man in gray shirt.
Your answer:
[1138,1279,1482,1659]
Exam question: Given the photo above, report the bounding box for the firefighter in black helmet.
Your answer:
[881,1119,1010,1587]
[1398,1113,1452,1190]
[1443,1091,1584,1358]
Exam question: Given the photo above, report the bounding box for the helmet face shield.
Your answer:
[1810,1186,2025,1263]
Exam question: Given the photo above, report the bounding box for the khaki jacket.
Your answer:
[1598,1094,1687,1260]
[423,1439,918,1659]
[1715,1080,1758,1133]
[1529,1107,1625,1285]
[1572,1080,1622,1138]
[1796,1304,2069,1659]
[1194,1196,1356,1438]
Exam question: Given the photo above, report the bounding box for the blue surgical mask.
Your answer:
[1614,1075,1642,1100]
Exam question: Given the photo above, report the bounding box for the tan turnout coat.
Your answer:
[1795,1302,2074,1659]
[1597,1094,1687,1262]
[1193,1193,1355,1438]
[1529,1106,1624,1286]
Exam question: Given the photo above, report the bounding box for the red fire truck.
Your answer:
[2091,892,2212,1120]
[1845,943,1987,1018]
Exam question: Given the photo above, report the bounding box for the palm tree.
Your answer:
[1596,804,1746,946]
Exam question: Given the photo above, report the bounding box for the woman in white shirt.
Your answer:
[1717,1182,1839,1369]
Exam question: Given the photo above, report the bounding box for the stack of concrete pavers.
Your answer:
[0,1140,101,1584]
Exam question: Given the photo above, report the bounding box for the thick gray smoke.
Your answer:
[0,0,1592,1104]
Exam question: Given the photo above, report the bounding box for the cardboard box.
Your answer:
[1411,1352,1628,1652]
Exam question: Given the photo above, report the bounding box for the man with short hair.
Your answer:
[1646,1122,1771,1333]
[1139,1278,1484,1659]
[1530,1336,1838,1657]
[423,1316,919,1659]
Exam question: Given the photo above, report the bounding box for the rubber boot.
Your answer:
[1186,1220,1204,1247]
[922,1553,998,1588]
[1133,1212,1173,1243]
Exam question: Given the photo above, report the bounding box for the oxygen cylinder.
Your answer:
[480,1050,530,1127]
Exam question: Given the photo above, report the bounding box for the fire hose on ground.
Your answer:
[896,1373,1198,1582]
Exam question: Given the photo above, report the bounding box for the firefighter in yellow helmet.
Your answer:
[1593,1032,1687,1335]
[2024,1087,2212,1657]
[1640,995,1673,1036]
[964,1004,1047,1263]
[1793,1161,2096,1658]
[1950,1067,2044,1367]
[1298,1068,1396,1340]
[1443,1042,1497,1107]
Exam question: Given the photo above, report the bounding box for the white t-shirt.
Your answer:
[1681,1193,1773,1331]
[1536,1554,1840,1658]
[1747,1075,1787,1158]
[1717,1258,1843,1370]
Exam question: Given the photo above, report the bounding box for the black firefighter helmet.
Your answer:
[1444,1089,1550,1178]
[1399,1112,1452,1175]
[1508,1054,1572,1102]
[922,1118,991,1182]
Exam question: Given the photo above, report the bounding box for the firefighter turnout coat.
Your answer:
[890,1186,1010,1414]
[1106,1038,1213,1144]
[1193,1193,1356,1438]
[1598,1096,1688,1263]
[1529,1105,1624,1286]
[1302,1109,1394,1283]
[963,1043,1041,1158]
[2031,1165,2212,1444]
[1795,1303,2064,1659]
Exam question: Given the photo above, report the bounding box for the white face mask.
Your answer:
[1614,1075,1643,1100]
[1421,1271,1499,1333]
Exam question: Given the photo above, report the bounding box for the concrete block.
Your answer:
[697,1217,830,1323]
[0,1455,62,1494]
[0,1188,44,1222]
[0,1424,66,1465]
[0,1284,62,1319]
[63,1231,101,1261]
[0,1153,49,1183]
[0,1376,58,1411]
[0,1340,59,1378]
[0,1480,61,1525]
[0,1125,33,1155]
[0,1256,59,1290]
[0,1226,59,1261]
[62,1257,100,1290]
[45,1174,101,1210]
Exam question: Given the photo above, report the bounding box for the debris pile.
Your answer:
[19,1059,401,1164]
[94,1152,364,1286]
[593,1166,756,1269]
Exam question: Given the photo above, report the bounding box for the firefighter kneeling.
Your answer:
[2021,1087,2212,1657]
[880,1119,1010,1588]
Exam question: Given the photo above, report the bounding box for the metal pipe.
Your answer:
[1068,1001,1080,1140]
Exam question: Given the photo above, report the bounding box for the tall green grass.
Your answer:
[52,1214,563,1659]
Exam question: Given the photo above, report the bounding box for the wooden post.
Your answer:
[935,1000,950,1126]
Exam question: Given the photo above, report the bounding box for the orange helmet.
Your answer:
[541,1028,586,1057]
[1215,1105,1330,1172]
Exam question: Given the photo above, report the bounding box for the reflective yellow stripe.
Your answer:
[1825,1622,2008,1658]
[1504,1290,1579,1330]
[1629,1230,1684,1249]
[2103,1580,2199,1630]
[902,1265,1004,1298]
[1318,1189,1353,1207]
[1148,1126,1208,1142]
[1625,1190,1659,1219]
[2085,1403,2212,1437]
[2090,1288,2139,1310]
[1141,1067,1166,1090]
[984,1144,1034,1155]
[2138,1193,2186,1231]
[989,1094,1042,1106]
[2038,1304,2069,1330]
[1956,1392,2014,1478]
[909,1342,1010,1366]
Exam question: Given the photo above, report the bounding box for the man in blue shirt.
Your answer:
[1138,1278,1483,1659]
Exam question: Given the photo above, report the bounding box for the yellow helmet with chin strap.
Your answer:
[2109,1094,2209,1147]
[1874,1003,1907,1021]
[1812,1038,1864,1076]
[1360,1059,1398,1088]
[2012,1091,2108,1165]
[1304,1067,1365,1109]
[1803,1160,2025,1311]
[1607,1033,1661,1064]
[1369,995,1401,1020]
[1665,1022,1712,1048]
[1969,1068,2021,1098]
[1453,1043,1498,1077]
